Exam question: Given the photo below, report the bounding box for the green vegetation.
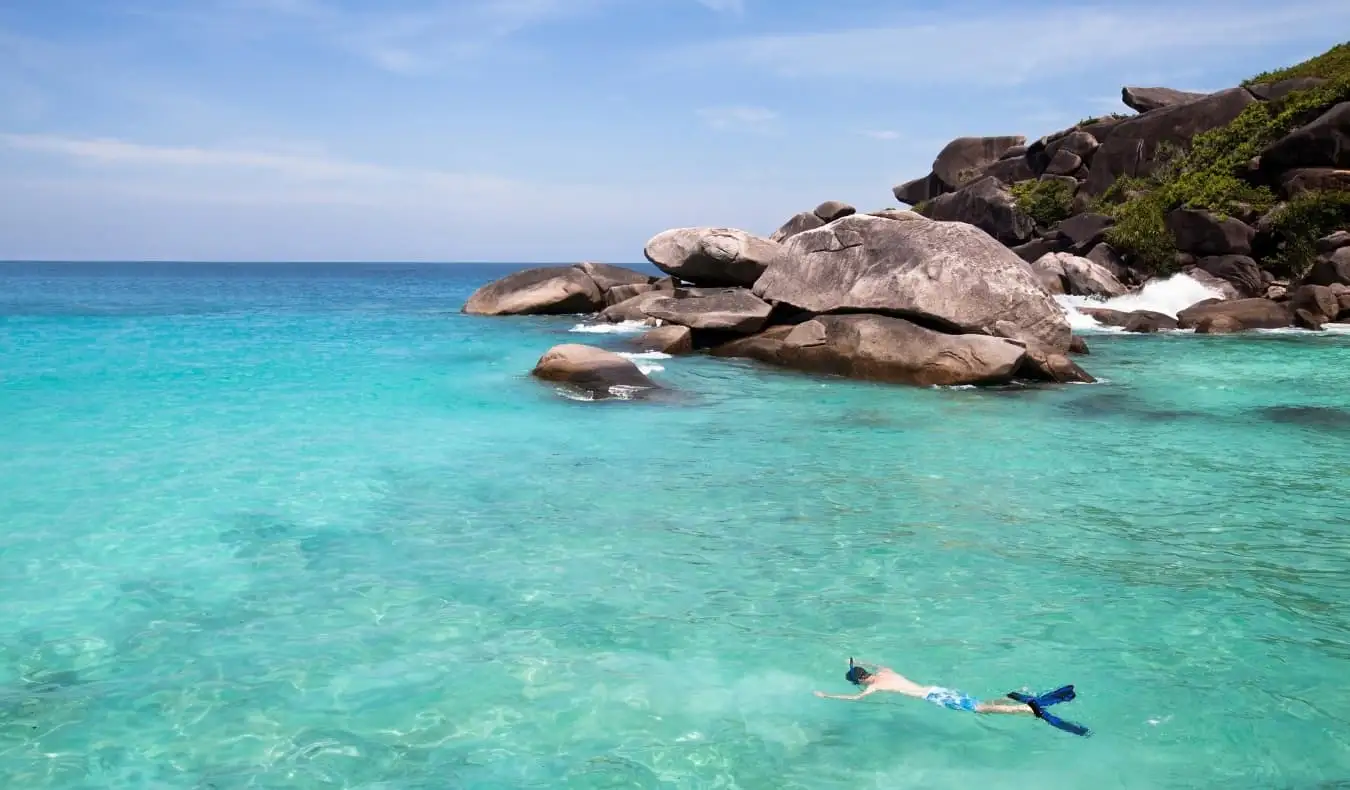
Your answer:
[1260,190,1350,276]
[910,199,932,216]
[1011,179,1075,227]
[1077,112,1129,126]
[1244,42,1350,86]
[1095,40,1350,275]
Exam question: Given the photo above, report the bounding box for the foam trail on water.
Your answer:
[569,320,652,334]
[1057,273,1226,330]
[618,351,670,375]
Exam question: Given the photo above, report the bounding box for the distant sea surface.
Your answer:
[2,261,1349,789]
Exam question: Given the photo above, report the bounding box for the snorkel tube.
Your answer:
[845,658,868,686]
[1007,686,1090,737]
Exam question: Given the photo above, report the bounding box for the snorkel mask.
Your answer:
[845,657,869,686]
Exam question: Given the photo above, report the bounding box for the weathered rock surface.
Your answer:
[1032,252,1127,298]
[1056,213,1115,252]
[599,291,669,323]
[1177,298,1293,331]
[752,214,1073,353]
[1166,209,1256,256]
[1195,255,1264,297]
[463,266,604,316]
[644,228,779,288]
[531,344,658,399]
[1302,246,1350,287]
[1086,88,1257,195]
[1247,77,1327,102]
[633,325,693,355]
[1124,311,1179,333]
[641,289,772,334]
[893,172,946,205]
[1289,284,1340,323]
[1184,268,1243,301]
[1279,168,1350,197]
[605,282,656,306]
[925,176,1035,245]
[931,135,1026,188]
[713,314,1029,387]
[769,211,826,243]
[576,262,654,293]
[1121,86,1207,113]
[1316,231,1350,253]
[868,209,927,222]
[814,200,856,222]
[1259,102,1350,175]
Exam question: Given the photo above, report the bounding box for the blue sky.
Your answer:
[1,1,1347,262]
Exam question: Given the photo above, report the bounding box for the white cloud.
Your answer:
[860,130,900,141]
[661,2,1350,86]
[697,105,778,131]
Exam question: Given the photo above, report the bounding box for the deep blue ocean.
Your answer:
[2,261,1349,789]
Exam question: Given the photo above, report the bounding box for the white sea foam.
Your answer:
[618,351,671,375]
[568,320,652,334]
[1056,273,1227,331]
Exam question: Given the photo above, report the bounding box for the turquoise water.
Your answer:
[2,262,1349,789]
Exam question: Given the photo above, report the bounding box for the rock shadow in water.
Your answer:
[1260,405,1350,431]
[1056,390,1210,423]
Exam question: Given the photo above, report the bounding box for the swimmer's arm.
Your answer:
[813,688,877,701]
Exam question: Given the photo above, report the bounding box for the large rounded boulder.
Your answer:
[462,266,604,316]
[713,314,1028,387]
[530,344,659,400]
[752,214,1073,353]
[643,228,780,288]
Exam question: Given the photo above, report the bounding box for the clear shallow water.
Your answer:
[2,262,1349,789]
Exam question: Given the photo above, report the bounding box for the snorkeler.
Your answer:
[814,658,1089,736]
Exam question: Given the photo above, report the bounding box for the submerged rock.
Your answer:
[1176,298,1292,331]
[753,214,1073,353]
[531,344,659,400]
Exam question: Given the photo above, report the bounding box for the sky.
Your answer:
[1,1,1347,263]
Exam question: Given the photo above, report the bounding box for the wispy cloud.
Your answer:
[662,2,1350,86]
[695,0,746,14]
[697,105,778,131]
[1,133,520,204]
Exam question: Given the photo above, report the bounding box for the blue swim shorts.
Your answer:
[924,687,979,712]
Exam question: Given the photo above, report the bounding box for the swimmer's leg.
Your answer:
[975,700,1035,715]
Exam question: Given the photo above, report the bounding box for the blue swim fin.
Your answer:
[1006,686,1090,737]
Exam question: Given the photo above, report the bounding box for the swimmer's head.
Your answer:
[845,658,871,686]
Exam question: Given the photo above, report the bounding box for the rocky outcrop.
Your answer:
[1056,213,1114,252]
[1121,86,1207,113]
[576,262,655,292]
[605,282,656,306]
[712,314,1029,387]
[1302,245,1350,287]
[932,135,1026,188]
[769,201,857,243]
[1258,102,1350,176]
[1124,312,1180,333]
[1031,252,1127,298]
[463,265,605,316]
[641,289,772,334]
[1279,168,1350,197]
[1289,284,1341,325]
[752,214,1072,353]
[1176,298,1293,331]
[531,344,659,399]
[1166,208,1256,257]
[1195,255,1265,297]
[925,177,1035,245]
[644,228,779,288]
[634,326,693,355]
[1086,88,1257,196]
[599,291,669,323]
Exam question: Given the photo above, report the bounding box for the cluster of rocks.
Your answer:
[892,78,1349,303]
[462,71,1348,400]
[464,210,1092,399]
